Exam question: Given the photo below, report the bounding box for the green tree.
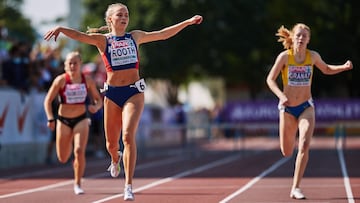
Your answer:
[264,0,360,98]
[78,0,359,100]
[0,0,35,42]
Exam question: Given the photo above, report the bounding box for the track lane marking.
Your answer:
[0,156,184,199]
[336,137,355,203]
[219,157,290,203]
[92,154,242,203]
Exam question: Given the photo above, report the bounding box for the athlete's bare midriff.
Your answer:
[58,104,87,118]
[283,85,312,106]
[106,69,140,86]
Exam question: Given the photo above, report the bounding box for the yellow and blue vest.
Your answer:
[282,49,313,87]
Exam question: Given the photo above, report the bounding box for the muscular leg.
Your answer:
[104,98,122,164]
[279,111,298,156]
[56,121,73,163]
[122,93,144,185]
[292,107,315,190]
[72,119,89,186]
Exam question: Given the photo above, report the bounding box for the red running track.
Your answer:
[0,136,359,203]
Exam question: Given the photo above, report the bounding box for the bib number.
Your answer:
[100,83,109,93]
[133,78,146,92]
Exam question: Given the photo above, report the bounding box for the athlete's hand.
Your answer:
[279,94,289,106]
[44,26,61,41]
[344,60,353,70]
[88,104,99,114]
[47,120,56,131]
[189,15,203,25]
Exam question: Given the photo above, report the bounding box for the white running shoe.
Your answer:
[290,188,306,199]
[107,151,122,178]
[124,185,134,201]
[73,185,84,195]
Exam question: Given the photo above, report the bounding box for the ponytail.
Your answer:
[275,25,292,50]
[275,23,311,50]
[86,26,109,34]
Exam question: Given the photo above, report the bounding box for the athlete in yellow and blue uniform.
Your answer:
[266,23,352,200]
[279,49,314,118]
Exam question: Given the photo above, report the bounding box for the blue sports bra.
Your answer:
[101,33,139,72]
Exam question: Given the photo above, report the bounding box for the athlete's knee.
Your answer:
[73,146,85,157]
[106,140,119,152]
[279,141,294,157]
[281,148,293,157]
[298,139,311,154]
[57,154,69,163]
[122,131,135,146]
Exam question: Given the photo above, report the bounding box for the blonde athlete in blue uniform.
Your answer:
[44,3,203,201]
[266,23,353,200]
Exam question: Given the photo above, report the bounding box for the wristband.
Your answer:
[48,119,55,122]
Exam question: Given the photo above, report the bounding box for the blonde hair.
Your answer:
[87,3,128,33]
[64,51,82,72]
[65,51,82,62]
[276,23,311,49]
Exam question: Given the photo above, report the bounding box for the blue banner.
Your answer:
[221,99,360,123]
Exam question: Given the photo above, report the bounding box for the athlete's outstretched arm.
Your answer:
[43,26,105,50]
[132,15,203,45]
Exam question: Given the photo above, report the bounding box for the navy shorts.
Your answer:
[103,79,146,108]
[278,99,314,119]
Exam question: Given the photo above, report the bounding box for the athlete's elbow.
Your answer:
[266,77,274,88]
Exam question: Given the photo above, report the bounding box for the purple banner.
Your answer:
[221,99,360,123]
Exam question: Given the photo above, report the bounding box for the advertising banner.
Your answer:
[0,90,50,144]
[221,99,360,123]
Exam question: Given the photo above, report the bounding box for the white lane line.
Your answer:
[0,156,184,199]
[92,154,241,203]
[336,138,355,203]
[219,157,290,203]
[0,180,74,199]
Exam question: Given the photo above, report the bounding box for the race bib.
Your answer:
[288,65,312,86]
[132,78,146,92]
[100,82,109,93]
[110,39,138,66]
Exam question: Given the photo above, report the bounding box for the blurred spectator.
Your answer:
[174,102,186,147]
[1,41,31,94]
[82,55,107,158]
[210,103,223,138]
[0,25,10,85]
[28,45,64,92]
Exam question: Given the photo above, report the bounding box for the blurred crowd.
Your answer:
[0,25,107,95]
[0,25,62,93]
[0,25,109,160]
